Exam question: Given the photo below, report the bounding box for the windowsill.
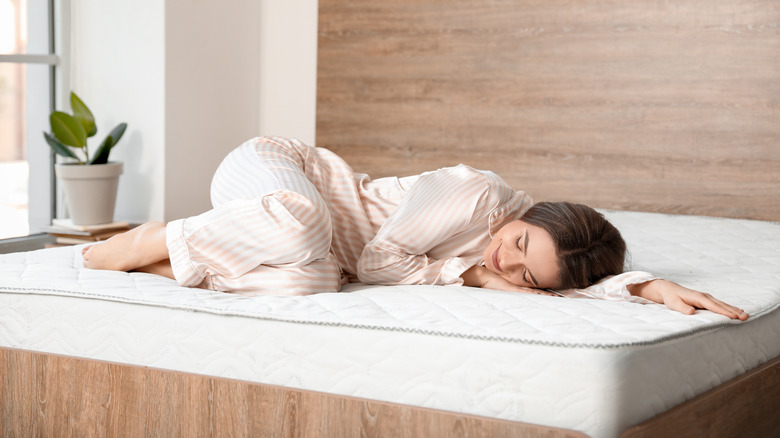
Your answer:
[0,234,56,254]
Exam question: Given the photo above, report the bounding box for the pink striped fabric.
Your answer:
[165,136,655,298]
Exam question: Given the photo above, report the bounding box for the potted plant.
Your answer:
[43,92,128,225]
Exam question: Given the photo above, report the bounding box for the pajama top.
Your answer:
[166,136,655,301]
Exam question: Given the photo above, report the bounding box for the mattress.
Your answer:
[1,210,779,438]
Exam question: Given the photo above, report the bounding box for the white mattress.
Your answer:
[1,210,779,438]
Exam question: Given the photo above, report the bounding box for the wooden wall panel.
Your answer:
[317,0,780,220]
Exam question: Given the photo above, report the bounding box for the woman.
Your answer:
[83,136,748,320]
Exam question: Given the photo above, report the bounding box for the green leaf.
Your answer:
[70,92,97,137]
[89,135,113,165]
[43,132,82,162]
[50,111,87,148]
[88,123,127,165]
[107,122,127,145]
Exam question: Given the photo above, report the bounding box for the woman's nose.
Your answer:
[502,251,523,271]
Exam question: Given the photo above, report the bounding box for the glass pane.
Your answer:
[0,0,52,240]
[0,0,49,55]
[0,61,29,238]
[0,62,52,239]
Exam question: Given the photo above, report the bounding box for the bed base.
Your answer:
[2,347,777,437]
[622,354,780,437]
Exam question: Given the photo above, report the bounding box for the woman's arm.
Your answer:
[468,265,749,320]
[560,273,749,320]
[357,165,530,286]
[628,279,749,320]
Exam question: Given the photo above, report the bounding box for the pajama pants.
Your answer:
[165,137,342,295]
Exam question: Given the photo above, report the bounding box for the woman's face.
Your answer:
[484,220,561,289]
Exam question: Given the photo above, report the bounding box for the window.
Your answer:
[0,0,57,241]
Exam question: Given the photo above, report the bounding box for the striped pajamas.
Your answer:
[166,136,655,301]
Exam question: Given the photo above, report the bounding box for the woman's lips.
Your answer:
[492,244,503,272]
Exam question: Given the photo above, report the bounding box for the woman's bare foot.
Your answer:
[82,221,169,272]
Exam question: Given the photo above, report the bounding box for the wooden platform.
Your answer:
[2,348,778,437]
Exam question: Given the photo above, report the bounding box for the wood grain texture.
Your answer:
[317,0,780,220]
[2,347,777,437]
[620,355,780,438]
[0,347,586,438]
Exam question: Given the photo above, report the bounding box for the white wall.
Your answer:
[70,0,166,223]
[69,0,318,223]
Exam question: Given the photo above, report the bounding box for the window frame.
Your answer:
[0,0,68,252]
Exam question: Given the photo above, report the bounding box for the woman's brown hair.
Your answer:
[521,201,626,290]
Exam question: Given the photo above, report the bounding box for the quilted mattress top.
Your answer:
[1,210,778,348]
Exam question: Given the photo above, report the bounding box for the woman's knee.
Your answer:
[210,139,284,207]
[210,137,320,211]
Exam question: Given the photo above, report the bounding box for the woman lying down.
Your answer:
[83,136,748,320]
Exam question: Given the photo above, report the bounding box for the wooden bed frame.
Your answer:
[2,0,779,436]
[3,348,779,437]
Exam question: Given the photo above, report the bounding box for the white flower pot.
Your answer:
[55,162,123,225]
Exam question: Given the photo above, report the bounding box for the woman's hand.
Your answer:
[461,265,558,296]
[628,279,749,320]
